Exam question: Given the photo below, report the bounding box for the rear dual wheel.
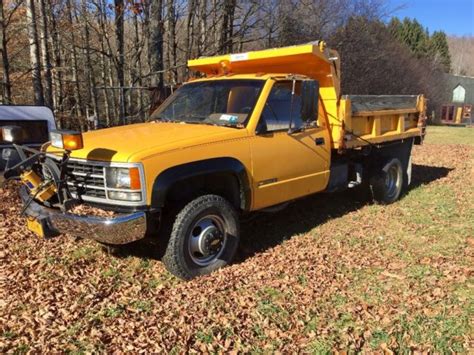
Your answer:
[370,158,404,204]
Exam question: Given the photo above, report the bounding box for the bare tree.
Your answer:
[148,0,164,90]
[131,2,144,114]
[219,0,236,53]
[184,0,195,64]
[66,0,85,129]
[166,0,177,83]
[0,0,12,103]
[7,0,448,131]
[80,0,99,123]
[48,0,64,117]
[114,0,126,122]
[26,0,45,105]
[197,0,207,57]
[38,0,53,108]
[448,36,474,76]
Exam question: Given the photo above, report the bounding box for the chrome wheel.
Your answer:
[384,163,402,201]
[188,215,227,266]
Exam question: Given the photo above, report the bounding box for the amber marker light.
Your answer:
[129,167,141,190]
[63,133,83,151]
[50,130,83,151]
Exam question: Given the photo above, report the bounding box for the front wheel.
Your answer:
[370,158,404,204]
[162,194,240,280]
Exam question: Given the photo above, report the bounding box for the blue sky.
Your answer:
[388,0,473,36]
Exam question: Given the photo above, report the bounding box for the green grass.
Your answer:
[425,125,474,145]
[195,330,214,344]
[295,126,473,352]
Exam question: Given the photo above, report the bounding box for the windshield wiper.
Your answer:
[219,123,243,129]
[154,116,181,123]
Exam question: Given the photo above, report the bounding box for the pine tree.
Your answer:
[429,31,451,72]
[399,18,430,58]
[388,17,402,39]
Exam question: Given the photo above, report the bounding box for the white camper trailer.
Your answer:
[0,106,56,171]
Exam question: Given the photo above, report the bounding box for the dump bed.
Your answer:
[335,94,426,150]
[188,42,426,151]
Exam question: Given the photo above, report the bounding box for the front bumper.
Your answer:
[20,188,147,245]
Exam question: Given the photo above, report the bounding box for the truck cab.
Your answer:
[2,42,426,280]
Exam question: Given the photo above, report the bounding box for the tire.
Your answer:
[162,194,240,280]
[369,158,404,204]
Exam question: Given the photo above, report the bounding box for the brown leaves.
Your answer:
[0,141,473,353]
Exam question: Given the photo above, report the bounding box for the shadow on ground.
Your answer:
[119,164,453,262]
[237,164,453,261]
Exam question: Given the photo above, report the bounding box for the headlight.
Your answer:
[105,167,141,190]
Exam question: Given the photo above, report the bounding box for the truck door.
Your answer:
[249,80,331,210]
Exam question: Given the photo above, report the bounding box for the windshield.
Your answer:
[150,80,264,127]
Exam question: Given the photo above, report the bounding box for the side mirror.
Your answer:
[0,126,24,144]
[300,80,319,123]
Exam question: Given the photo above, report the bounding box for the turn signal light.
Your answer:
[129,167,141,190]
[50,130,84,151]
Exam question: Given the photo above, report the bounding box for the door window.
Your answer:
[260,81,304,132]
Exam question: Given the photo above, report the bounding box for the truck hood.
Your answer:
[66,122,246,162]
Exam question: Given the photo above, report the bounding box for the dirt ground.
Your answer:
[0,126,473,353]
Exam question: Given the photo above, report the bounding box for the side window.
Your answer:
[260,81,303,132]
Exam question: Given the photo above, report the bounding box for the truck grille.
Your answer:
[46,156,146,206]
[66,161,107,199]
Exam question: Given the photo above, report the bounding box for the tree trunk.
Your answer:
[212,0,218,54]
[48,0,64,123]
[97,0,117,124]
[167,0,177,83]
[197,0,207,57]
[132,10,144,116]
[99,50,111,126]
[114,0,126,124]
[0,0,11,103]
[148,0,164,90]
[219,0,236,53]
[26,0,45,106]
[66,0,85,130]
[184,0,195,78]
[81,0,99,127]
[38,0,53,109]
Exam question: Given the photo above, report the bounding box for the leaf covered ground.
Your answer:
[0,126,473,353]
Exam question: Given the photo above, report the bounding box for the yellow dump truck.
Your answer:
[1,42,426,280]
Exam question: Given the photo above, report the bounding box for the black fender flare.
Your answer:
[151,157,251,211]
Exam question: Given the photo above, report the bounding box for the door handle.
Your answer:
[315,137,325,146]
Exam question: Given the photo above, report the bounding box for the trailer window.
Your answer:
[0,120,49,146]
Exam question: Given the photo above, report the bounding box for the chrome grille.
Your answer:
[66,161,107,199]
[46,155,146,206]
